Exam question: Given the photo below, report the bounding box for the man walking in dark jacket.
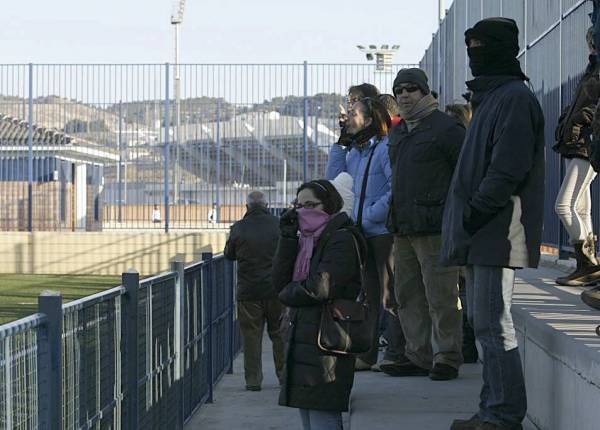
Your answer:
[386,68,465,380]
[224,191,285,391]
[441,18,545,430]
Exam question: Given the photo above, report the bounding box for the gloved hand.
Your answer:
[463,204,495,236]
[280,209,299,239]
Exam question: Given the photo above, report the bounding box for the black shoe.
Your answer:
[429,363,458,381]
[380,361,429,377]
[462,343,479,364]
[450,416,482,430]
[245,385,261,391]
[582,286,600,310]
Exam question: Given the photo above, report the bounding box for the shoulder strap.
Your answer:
[348,230,368,301]
[356,142,379,228]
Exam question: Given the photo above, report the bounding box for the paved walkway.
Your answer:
[186,266,578,430]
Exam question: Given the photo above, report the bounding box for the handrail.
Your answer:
[0,313,47,339]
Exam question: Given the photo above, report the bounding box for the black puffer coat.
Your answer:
[387,110,465,236]
[553,56,600,160]
[272,212,364,412]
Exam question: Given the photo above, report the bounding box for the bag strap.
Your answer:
[355,141,379,229]
[348,230,368,303]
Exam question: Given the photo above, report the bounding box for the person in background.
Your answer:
[326,96,404,371]
[273,180,365,430]
[553,27,600,286]
[445,103,472,129]
[224,191,285,391]
[441,18,545,430]
[152,204,161,224]
[445,102,478,365]
[379,93,403,128]
[367,92,408,372]
[208,202,218,225]
[387,68,465,381]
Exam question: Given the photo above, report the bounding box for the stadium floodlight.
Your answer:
[356,44,400,73]
[171,0,186,203]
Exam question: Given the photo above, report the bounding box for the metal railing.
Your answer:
[0,252,238,429]
[0,62,416,232]
[419,0,592,253]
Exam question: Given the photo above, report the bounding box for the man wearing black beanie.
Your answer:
[441,18,545,430]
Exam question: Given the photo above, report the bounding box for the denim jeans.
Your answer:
[299,409,343,430]
[464,265,527,428]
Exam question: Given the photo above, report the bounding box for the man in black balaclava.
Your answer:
[440,18,546,430]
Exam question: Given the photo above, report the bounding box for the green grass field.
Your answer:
[0,274,121,324]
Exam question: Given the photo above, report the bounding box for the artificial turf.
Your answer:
[0,274,121,324]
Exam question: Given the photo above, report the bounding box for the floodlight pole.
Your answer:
[171,0,186,204]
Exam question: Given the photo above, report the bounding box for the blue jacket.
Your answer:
[326,137,392,237]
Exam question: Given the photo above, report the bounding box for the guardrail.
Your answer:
[0,252,239,429]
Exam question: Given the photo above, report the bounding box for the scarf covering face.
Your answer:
[398,93,439,131]
[292,208,332,282]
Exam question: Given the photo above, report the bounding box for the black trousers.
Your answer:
[358,234,406,365]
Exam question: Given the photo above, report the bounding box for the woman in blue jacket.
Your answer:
[326,95,405,370]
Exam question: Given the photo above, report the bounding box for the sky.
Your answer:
[1,0,442,65]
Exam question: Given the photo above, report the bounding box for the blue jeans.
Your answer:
[464,265,526,429]
[299,409,343,430]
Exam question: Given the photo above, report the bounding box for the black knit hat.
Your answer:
[465,17,520,55]
[393,68,430,95]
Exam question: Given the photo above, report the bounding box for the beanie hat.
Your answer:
[465,17,520,55]
[393,68,430,96]
[330,172,354,217]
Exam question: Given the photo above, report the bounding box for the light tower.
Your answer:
[356,45,400,73]
[171,0,186,203]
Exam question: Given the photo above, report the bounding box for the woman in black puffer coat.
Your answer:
[273,179,365,430]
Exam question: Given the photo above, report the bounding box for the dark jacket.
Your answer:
[224,206,280,301]
[440,76,545,269]
[387,110,465,236]
[553,56,600,160]
[272,212,364,412]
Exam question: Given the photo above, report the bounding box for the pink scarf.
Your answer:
[292,208,331,282]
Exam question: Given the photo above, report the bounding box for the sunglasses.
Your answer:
[394,85,420,95]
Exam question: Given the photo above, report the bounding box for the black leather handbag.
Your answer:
[317,233,372,355]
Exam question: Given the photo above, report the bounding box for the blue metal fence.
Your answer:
[0,253,238,429]
[420,0,592,253]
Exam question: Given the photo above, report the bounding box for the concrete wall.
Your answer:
[0,231,228,275]
[513,266,600,430]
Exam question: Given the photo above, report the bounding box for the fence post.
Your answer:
[37,291,63,430]
[118,100,123,224]
[171,258,185,426]
[27,63,33,232]
[202,252,214,403]
[123,269,140,430]
[303,60,308,182]
[225,258,235,374]
[164,63,171,234]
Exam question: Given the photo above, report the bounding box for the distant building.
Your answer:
[0,114,117,231]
